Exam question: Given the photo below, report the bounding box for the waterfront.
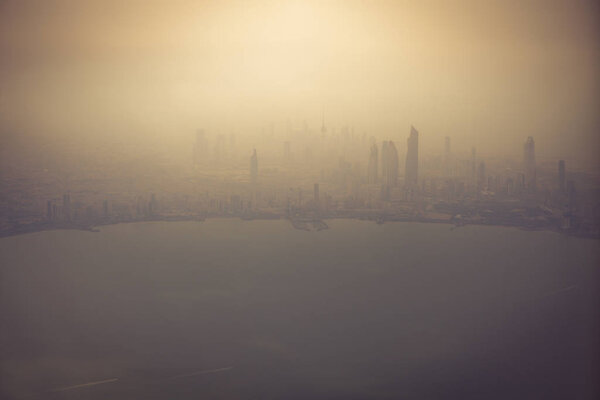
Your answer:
[1,220,599,399]
[3,210,599,239]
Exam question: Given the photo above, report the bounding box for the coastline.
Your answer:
[1,213,597,240]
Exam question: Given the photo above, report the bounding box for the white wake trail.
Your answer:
[50,378,119,392]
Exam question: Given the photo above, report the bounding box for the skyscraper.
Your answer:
[381,141,398,188]
[558,160,566,193]
[381,141,389,184]
[63,193,71,222]
[250,149,258,186]
[444,136,451,177]
[405,126,419,188]
[386,141,399,187]
[470,147,477,186]
[46,200,53,221]
[477,161,486,191]
[149,193,158,216]
[367,143,378,184]
[523,136,536,192]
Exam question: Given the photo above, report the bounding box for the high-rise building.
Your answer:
[477,161,486,191]
[470,147,477,186]
[381,141,389,183]
[444,136,451,177]
[381,140,398,188]
[506,177,515,195]
[63,193,71,222]
[250,149,258,186]
[405,126,419,188]
[367,143,378,184]
[149,193,158,216]
[46,200,53,221]
[558,160,566,193]
[387,141,399,187]
[314,183,320,209]
[523,136,536,192]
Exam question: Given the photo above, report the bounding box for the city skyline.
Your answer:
[8,120,596,240]
[1,1,599,399]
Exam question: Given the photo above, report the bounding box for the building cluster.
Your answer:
[1,122,598,238]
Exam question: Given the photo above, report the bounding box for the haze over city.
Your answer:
[1,0,599,166]
[0,1,599,399]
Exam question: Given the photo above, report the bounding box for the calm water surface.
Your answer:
[1,219,599,399]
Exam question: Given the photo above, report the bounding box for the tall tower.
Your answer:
[558,160,566,193]
[149,193,158,216]
[470,147,477,185]
[444,136,451,177]
[380,140,398,198]
[381,141,389,184]
[367,143,378,184]
[46,200,53,221]
[63,193,71,222]
[250,149,258,186]
[405,126,419,188]
[477,161,486,191]
[386,141,399,187]
[523,136,536,192]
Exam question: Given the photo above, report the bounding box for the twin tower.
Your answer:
[367,126,419,189]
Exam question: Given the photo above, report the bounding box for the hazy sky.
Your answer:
[0,0,598,164]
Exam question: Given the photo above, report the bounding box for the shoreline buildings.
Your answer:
[405,126,419,188]
[523,136,536,192]
[367,143,378,184]
[250,149,258,186]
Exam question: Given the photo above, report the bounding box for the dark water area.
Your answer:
[1,219,599,399]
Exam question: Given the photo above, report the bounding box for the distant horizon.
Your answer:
[1,0,599,166]
[1,2,599,399]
